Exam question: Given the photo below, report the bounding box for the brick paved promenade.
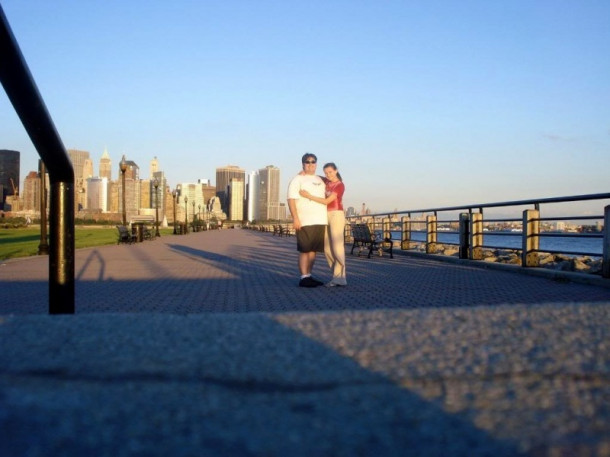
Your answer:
[1,229,609,456]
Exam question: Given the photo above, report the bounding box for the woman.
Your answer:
[299,162,347,287]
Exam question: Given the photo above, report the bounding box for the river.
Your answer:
[389,231,604,256]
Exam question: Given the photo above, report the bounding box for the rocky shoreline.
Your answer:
[411,244,604,275]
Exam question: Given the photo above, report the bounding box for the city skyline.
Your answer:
[1,1,609,215]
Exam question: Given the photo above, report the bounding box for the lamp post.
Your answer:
[192,201,196,230]
[198,204,201,229]
[38,159,49,255]
[184,195,188,234]
[120,155,127,226]
[153,178,160,237]
[172,189,177,234]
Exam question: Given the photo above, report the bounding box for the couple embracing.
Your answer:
[287,153,347,288]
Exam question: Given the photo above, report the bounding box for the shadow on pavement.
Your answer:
[0,313,523,456]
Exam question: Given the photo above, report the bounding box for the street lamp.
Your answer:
[172,189,177,234]
[192,201,196,229]
[38,160,49,255]
[153,178,160,237]
[184,195,188,234]
[198,204,201,229]
[120,155,127,226]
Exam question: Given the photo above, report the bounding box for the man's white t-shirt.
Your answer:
[287,174,328,226]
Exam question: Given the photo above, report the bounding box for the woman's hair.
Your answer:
[323,162,342,182]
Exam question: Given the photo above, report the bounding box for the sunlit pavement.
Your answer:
[1,229,609,456]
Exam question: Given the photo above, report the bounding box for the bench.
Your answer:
[350,223,393,258]
[116,225,136,244]
[273,224,294,237]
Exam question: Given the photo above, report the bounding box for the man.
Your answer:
[287,153,328,287]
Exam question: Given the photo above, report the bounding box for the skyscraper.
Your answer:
[151,170,166,221]
[0,149,20,210]
[246,171,259,222]
[215,165,245,212]
[87,177,109,212]
[22,171,40,212]
[228,178,244,221]
[99,148,112,180]
[67,149,91,211]
[258,165,281,221]
[118,159,140,221]
[150,156,159,179]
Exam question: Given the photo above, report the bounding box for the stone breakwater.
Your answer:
[411,244,604,275]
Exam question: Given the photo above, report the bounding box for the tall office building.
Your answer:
[177,181,206,223]
[228,178,244,221]
[118,159,140,221]
[198,179,216,205]
[215,165,245,213]
[68,149,91,211]
[99,148,112,180]
[246,171,259,222]
[151,170,166,221]
[87,177,109,212]
[258,165,282,221]
[150,156,159,179]
[22,171,40,212]
[0,149,20,210]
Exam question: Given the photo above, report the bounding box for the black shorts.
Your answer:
[296,225,325,253]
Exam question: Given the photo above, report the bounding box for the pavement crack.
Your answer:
[6,369,388,394]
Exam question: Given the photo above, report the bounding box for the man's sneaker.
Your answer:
[299,277,320,288]
[326,280,347,287]
[309,277,324,286]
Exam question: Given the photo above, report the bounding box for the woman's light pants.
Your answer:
[324,210,347,285]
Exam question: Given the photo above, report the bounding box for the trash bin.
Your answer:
[132,222,144,242]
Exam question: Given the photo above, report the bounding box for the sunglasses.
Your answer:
[303,160,316,164]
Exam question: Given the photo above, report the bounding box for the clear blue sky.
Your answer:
[1,0,609,215]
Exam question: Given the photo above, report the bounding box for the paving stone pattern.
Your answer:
[0,229,609,456]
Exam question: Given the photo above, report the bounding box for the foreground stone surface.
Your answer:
[1,304,609,456]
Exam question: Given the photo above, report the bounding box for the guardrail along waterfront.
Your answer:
[346,193,610,279]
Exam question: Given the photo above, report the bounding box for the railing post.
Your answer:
[522,209,540,267]
[1,6,75,313]
[366,217,374,237]
[426,215,437,254]
[603,205,609,278]
[401,216,411,250]
[470,213,483,260]
[459,213,470,259]
[382,217,391,249]
[344,222,352,244]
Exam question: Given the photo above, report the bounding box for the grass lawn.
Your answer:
[0,226,174,260]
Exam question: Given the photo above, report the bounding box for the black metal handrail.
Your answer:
[361,192,610,219]
[0,5,75,313]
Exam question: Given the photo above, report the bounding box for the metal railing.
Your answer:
[1,5,75,313]
[346,193,610,278]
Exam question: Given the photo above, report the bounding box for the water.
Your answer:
[389,231,604,256]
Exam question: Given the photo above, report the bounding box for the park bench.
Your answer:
[272,224,294,237]
[116,225,136,244]
[278,225,294,237]
[349,223,393,258]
